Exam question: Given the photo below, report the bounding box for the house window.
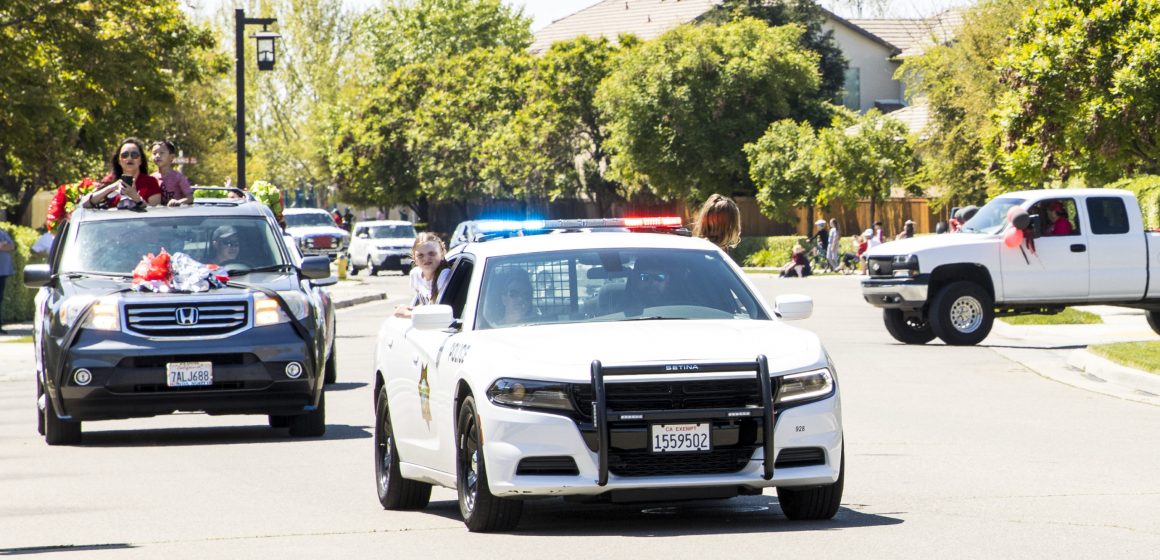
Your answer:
[841,67,861,111]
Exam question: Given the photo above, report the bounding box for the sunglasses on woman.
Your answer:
[120,150,142,160]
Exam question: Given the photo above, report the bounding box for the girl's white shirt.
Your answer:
[409,266,452,305]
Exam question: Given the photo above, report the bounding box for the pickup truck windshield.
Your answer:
[961,197,1026,234]
[59,216,288,274]
[285,212,338,228]
[476,248,768,329]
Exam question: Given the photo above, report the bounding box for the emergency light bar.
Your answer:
[469,217,689,243]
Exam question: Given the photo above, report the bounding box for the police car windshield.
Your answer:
[369,225,415,239]
[476,248,768,330]
[59,216,288,274]
[285,212,337,228]
[961,197,1025,234]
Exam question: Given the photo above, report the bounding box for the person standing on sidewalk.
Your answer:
[0,227,14,334]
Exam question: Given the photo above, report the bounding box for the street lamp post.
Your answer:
[235,9,280,191]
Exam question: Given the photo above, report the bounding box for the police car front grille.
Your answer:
[125,301,248,336]
[570,379,765,417]
[608,445,760,477]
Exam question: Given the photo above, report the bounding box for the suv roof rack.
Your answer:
[469,217,689,243]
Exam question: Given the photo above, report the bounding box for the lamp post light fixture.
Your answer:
[235,9,280,191]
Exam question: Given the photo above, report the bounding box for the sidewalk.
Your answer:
[989,305,1160,406]
[0,278,391,382]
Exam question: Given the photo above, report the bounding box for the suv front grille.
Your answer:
[125,301,248,337]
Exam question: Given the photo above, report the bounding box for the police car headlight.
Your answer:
[488,378,574,412]
[59,296,120,331]
[776,368,834,404]
[254,292,310,326]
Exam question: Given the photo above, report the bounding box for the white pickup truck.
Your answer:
[862,188,1160,345]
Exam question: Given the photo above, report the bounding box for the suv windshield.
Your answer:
[476,248,767,329]
[60,216,288,274]
[961,197,1026,234]
[368,225,415,239]
[285,212,337,228]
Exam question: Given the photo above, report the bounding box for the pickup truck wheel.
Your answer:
[44,392,81,446]
[929,281,994,346]
[882,309,936,344]
[1146,311,1160,336]
[777,443,844,520]
[375,386,431,510]
[457,396,522,532]
[288,391,326,437]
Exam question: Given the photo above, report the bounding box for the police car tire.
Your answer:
[777,444,843,520]
[929,281,994,346]
[882,309,936,345]
[324,350,337,385]
[1146,311,1160,336]
[36,376,45,436]
[457,396,522,532]
[44,389,81,446]
[288,391,326,437]
[375,387,432,510]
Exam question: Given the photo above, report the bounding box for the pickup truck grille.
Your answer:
[866,256,895,278]
[125,301,249,337]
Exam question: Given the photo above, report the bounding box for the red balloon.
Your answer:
[1004,227,1024,248]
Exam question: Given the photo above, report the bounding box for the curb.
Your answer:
[1067,349,1160,397]
[333,292,388,310]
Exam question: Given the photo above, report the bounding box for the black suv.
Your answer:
[25,191,336,445]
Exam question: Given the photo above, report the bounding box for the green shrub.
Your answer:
[736,235,858,268]
[2,223,39,323]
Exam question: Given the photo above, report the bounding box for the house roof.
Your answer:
[848,9,963,58]
[529,0,724,53]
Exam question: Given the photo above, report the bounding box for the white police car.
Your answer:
[372,219,844,532]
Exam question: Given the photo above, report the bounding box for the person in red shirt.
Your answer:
[81,137,162,209]
[1045,201,1074,236]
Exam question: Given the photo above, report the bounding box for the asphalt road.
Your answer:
[1,274,1157,558]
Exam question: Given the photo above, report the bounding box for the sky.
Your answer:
[190,1,979,31]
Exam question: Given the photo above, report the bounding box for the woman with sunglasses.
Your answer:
[82,137,162,209]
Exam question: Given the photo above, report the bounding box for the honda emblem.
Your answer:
[175,307,200,326]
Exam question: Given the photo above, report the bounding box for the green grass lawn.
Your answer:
[1000,308,1103,325]
[1089,342,1160,374]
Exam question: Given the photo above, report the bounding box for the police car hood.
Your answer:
[467,320,823,380]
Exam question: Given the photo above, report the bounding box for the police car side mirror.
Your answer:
[774,294,813,321]
[412,305,454,331]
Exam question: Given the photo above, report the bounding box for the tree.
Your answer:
[994,0,1160,186]
[707,0,848,112]
[821,110,916,222]
[596,18,823,202]
[898,0,1036,207]
[484,36,630,217]
[0,0,218,222]
[746,119,826,222]
[369,0,531,77]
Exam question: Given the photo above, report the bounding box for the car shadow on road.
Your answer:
[417,496,902,535]
[75,423,371,447]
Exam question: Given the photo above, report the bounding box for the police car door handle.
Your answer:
[1070,244,1086,253]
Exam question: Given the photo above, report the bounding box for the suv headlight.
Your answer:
[487,378,574,412]
[254,292,310,326]
[892,254,920,277]
[776,368,834,404]
[59,296,120,331]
